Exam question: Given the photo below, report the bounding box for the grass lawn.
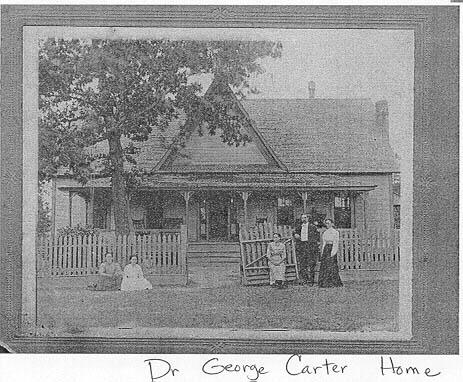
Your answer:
[37,277,399,336]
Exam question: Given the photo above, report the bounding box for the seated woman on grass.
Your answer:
[94,253,123,291]
[121,256,153,291]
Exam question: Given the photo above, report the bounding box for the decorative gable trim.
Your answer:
[153,77,287,172]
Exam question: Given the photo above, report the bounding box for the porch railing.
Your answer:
[37,226,187,277]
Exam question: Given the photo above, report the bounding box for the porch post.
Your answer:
[299,191,309,213]
[240,191,251,228]
[350,191,356,228]
[227,195,232,241]
[181,191,194,225]
[68,191,74,226]
[328,192,335,221]
[127,194,134,232]
[88,187,95,226]
[362,191,368,230]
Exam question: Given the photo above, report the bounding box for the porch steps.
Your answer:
[187,242,241,265]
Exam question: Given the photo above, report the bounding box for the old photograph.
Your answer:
[21,26,415,340]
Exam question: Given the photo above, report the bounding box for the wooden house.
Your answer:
[52,79,399,244]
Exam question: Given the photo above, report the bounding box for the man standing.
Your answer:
[293,214,320,285]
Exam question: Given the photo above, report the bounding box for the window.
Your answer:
[393,205,400,229]
[199,198,207,240]
[334,196,351,228]
[162,218,183,229]
[93,191,111,229]
[146,192,163,229]
[229,196,239,240]
[277,197,294,226]
[256,216,268,224]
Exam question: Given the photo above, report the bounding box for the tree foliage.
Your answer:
[37,189,51,236]
[39,38,282,234]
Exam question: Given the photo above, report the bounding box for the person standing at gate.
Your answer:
[266,233,287,289]
[293,213,320,286]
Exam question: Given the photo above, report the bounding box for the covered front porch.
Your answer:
[127,189,371,243]
[58,173,377,242]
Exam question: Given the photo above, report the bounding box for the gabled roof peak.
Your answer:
[154,76,287,172]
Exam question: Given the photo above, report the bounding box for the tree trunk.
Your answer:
[108,132,131,236]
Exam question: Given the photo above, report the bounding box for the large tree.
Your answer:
[39,38,281,235]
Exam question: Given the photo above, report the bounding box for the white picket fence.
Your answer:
[37,226,187,278]
[238,223,400,285]
[338,228,400,270]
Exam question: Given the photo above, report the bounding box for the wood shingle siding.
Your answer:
[169,130,271,168]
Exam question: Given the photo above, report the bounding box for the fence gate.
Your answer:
[239,223,298,286]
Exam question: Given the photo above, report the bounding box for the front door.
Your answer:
[208,195,229,240]
[198,192,238,241]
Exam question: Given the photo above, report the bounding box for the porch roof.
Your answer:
[61,173,377,191]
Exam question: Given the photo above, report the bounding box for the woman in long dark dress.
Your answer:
[318,219,343,288]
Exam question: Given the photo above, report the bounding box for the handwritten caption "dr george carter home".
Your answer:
[144,355,442,381]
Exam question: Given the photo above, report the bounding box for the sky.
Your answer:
[33,27,414,169]
[253,29,414,167]
[192,29,414,166]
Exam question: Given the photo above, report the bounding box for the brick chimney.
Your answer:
[308,81,315,99]
[375,100,389,140]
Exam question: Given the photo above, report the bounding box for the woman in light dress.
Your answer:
[121,256,153,291]
[266,233,287,289]
[318,218,343,288]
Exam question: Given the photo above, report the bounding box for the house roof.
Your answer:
[58,173,377,191]
[242,98,399,172]
[84,95,399,174]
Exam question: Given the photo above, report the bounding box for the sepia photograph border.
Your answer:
[0,4,458,354]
